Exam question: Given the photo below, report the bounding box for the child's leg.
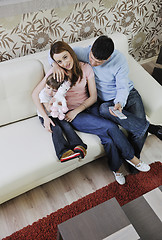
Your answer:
[49,117,80,162]
[73,145,87,159]
[58,119,87,149]
[39,117,69,158]
[58,119,87,158]
[40,117,78,161]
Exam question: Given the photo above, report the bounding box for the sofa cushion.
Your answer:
[0,116,104,204]
[0,59,44,126]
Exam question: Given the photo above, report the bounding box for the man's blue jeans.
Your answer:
[39,117,87,159]
[99,88,149,159]
[71,103,135,172]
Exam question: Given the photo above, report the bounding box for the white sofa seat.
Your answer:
[0,117,104,203]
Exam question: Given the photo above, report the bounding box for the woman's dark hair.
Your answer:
[91,35,114,60]
[46,73,62,90]
[50,41,83,86]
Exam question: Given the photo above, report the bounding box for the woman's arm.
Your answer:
[65,75,97,122]
[48,50,64,81]
[32,77,55,132]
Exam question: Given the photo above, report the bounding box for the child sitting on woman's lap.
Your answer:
[37,73,87,163]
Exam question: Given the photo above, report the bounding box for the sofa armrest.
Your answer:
[0,59,44,126]
[128,55,162,124]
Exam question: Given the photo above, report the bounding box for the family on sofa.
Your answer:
[32,35,162,185]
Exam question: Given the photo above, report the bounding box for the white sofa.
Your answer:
[0,33,162,204]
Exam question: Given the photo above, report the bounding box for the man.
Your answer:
[48,35,162,172]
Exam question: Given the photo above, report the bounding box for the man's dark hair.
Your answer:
[91,35,114,60]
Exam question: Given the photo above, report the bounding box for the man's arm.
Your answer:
[114,55,132,109]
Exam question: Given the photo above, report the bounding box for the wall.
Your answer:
[0,0,161,62]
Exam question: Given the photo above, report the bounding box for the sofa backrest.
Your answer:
[6,33,128,74]
[0,59,44,126]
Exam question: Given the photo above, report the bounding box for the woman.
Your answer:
[32,41,150,185]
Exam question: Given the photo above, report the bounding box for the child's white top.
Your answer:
[37,88,53,117]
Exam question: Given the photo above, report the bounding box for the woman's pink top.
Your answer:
[45,62,94,110]
[66,62,94,110]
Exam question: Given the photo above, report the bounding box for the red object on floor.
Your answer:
[3,162,162,240]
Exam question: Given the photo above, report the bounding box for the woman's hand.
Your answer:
[52,62,66,82]
[44,116,55,132]
[65,110,78,122]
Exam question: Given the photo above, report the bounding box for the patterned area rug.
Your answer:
[3,162,162,240]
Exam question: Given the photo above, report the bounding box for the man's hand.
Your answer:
[109,103,122,117]
[114,102,122,112]
[44,116,55,133]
